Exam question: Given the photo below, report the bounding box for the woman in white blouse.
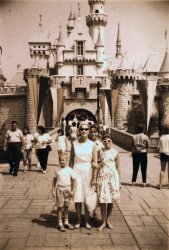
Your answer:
[36,126,52,174]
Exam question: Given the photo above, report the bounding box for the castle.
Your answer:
[0,0,169,149]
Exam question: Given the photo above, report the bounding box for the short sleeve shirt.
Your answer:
[55,166,77,186]
[37,133,51,149]
[6,129,23,143]
[23,134,34,149]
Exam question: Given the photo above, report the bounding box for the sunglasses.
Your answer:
[103,139,111,143]
[80,128,89,131]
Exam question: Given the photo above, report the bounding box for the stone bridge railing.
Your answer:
[108,128,159,153]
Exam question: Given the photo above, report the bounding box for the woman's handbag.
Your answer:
[46,144,52,151]
[85,188,99,212]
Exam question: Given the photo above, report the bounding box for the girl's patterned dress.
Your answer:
[97,148,120,203]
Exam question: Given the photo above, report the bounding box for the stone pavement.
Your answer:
[0,139,169,250]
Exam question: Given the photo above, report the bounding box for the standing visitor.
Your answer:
[97,134,120,231]
[52,153,77,231]
[57,128,68,156]
[89,124,104,221]
[69,122,98,229]
[158,125,169,189]
[22,127,34,172]
[70,122,78,142]
[61,117,66,135]
[131,125,149,187]
[3,121,24,176]
[103,122,107,136]
[99,120,103,137]
[35,125,52,174]
[34,129,41,168]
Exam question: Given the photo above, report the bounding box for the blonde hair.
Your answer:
[59,152,69,161]
[79,122,90,130]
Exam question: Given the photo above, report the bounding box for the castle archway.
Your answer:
[65,109,97,124]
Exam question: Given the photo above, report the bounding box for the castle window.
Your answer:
[77,65,84,75]
[77,41,84,56]
[95,9,99,13]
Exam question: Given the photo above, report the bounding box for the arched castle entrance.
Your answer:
[65,109,97,124]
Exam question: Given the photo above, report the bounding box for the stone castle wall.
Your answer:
[0,96,26,150]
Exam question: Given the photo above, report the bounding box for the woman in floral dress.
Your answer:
[97,134,120,231]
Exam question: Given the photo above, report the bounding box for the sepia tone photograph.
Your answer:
[0,0,169,249]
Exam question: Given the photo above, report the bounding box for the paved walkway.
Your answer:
[0,139,169,250]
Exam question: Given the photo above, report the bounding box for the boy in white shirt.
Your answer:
[52,153,77,232]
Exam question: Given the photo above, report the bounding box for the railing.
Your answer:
[0,86,26,96]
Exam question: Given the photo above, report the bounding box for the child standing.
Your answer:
[97,134,120,231]
[22,127,34,172]
[52,153,77,232]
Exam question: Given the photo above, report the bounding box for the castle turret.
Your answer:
[56,28,65,68]
[95,29,104,68]
[157,43,169,129]
[67,10,75,37]
[29,15,51,70]
[112,56,136,129]
[0,47,6,86]
[86,0,107,44]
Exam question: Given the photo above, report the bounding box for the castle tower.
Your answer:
[0,47,6,86]
[29,15,51,70]
[67,10,75,37]
[95,29,104,68]
[86,0,107,44]
[157,45,169,129]
[56,27,65,69]
[112,57,135,130]
[116,23,122,58]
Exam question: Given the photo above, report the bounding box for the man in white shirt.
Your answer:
[131,125,149,187]
[3,121,24,176]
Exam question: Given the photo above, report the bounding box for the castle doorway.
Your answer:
[65,109,97,124]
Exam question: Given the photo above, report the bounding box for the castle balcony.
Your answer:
[71,77,90,97]
[88,0,105,4]
[86,13,107,26]
[0,86,26,97]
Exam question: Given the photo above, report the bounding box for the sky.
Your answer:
[0,0,169,81]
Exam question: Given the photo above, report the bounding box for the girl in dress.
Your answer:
[69,122,98,229]
[89,124,104,221]
[97,134,120,231]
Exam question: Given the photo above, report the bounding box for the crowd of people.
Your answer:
[3,119,169,231]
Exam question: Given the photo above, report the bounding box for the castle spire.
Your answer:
[67,6,75,37]
[116,23,122,58]
[78,2,81,18]
[165,29,168,51]
[57,24,64,46]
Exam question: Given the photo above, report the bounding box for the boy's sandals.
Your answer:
[58,225,65,232]
[64,223,74,230]
[74,223,81,229]
[106,222,113,229]
[97,223,106,231]
[85,223,92,230]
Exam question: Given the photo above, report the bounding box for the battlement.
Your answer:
[88,0,105,4]
[0,86,26,96]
